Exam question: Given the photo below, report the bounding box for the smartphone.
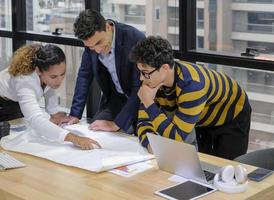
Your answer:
[247,167,273,182]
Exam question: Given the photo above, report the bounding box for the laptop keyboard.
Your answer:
[203,170,215,182]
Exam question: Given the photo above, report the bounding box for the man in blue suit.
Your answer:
[62,10,145,132]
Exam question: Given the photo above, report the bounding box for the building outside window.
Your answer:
[0,0,12,70]
[0,37,12,71]
[101,0,180,49]
[26,0,85,34]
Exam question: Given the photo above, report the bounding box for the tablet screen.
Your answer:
[155,181,215,200]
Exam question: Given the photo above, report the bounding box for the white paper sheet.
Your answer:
[0,124,154,172]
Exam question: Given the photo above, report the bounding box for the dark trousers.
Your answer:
[0,97,23,122]
[89,92,137,134]
[91,92,127,122]
[195,104,252,160]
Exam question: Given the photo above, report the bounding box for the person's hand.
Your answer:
[50,112,67,125]
[64,133,102,150]
[60,115,80,125]
[89,120,120,132]
[138,83,163,108]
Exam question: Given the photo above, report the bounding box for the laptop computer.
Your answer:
[147,133,221,184]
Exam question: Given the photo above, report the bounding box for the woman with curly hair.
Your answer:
[0,44,101,150]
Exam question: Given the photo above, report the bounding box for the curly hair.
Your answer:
[74,9,106,40]
[9,43,42,76]
[9,44,66,76]
[129,36,174,69]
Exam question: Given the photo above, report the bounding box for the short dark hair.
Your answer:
[130,36,174,69]
[34,44,66,72]
[74,9,106,40]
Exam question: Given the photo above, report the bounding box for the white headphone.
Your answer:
[213,165,248,193]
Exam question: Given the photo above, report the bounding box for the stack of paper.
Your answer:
[0,124,154,172]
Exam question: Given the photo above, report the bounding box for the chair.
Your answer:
[234,148,274,170]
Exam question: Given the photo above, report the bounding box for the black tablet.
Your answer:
[155,180,216,200]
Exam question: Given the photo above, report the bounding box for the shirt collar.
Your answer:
[109,20,116,53]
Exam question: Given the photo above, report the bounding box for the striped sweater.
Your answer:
[137,61,248,148]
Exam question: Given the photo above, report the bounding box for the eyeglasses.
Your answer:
[138,67,159,79]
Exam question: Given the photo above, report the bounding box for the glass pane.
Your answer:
[100,0,180,49]
[26,0,85,35]
[57,45,83,108]
[197,62,274,151]
[27,41,84,109]
[196,0,274,60]
[0,0,12,29]
[0,37,12,71]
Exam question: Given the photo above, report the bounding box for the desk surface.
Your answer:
[0,150,274,200]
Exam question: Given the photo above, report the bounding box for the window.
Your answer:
[234,0,274,3]
[56,45,84,107]
[100,0,180,49]
[26,0,85,35]
[233,12,274,37]
[167,34,179,49]
[194,0,274,151]
[197,8,204,29]
[168,4,179,49]
[196,0,274,56]
[23,0,86,109]
[155,7,160,21]
[0,37,12,71]
[198,62,274,151]
[197,36,204,49]
[0,0,12,30]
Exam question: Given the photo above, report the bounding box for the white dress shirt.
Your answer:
[0,68,68,143]
[98,22,124,94]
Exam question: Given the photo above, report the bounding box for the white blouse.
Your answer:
[0,68,69,142]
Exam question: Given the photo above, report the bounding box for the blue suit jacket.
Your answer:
[70,21,145,131]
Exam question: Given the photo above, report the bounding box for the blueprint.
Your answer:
[0,123,154,172]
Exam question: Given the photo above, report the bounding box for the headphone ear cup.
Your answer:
[213,172,249,193]
[221,165,235,183]
[235,165,248,184]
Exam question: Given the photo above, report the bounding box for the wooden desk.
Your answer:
[0,150,274,200]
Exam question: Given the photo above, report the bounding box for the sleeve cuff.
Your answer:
[58,129,70,143]
[46,107,59,115]
[114,117,124,130]
[69,112,82,120]
[141,137,149,148]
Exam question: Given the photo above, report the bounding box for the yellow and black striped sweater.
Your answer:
[137,61,249,148]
